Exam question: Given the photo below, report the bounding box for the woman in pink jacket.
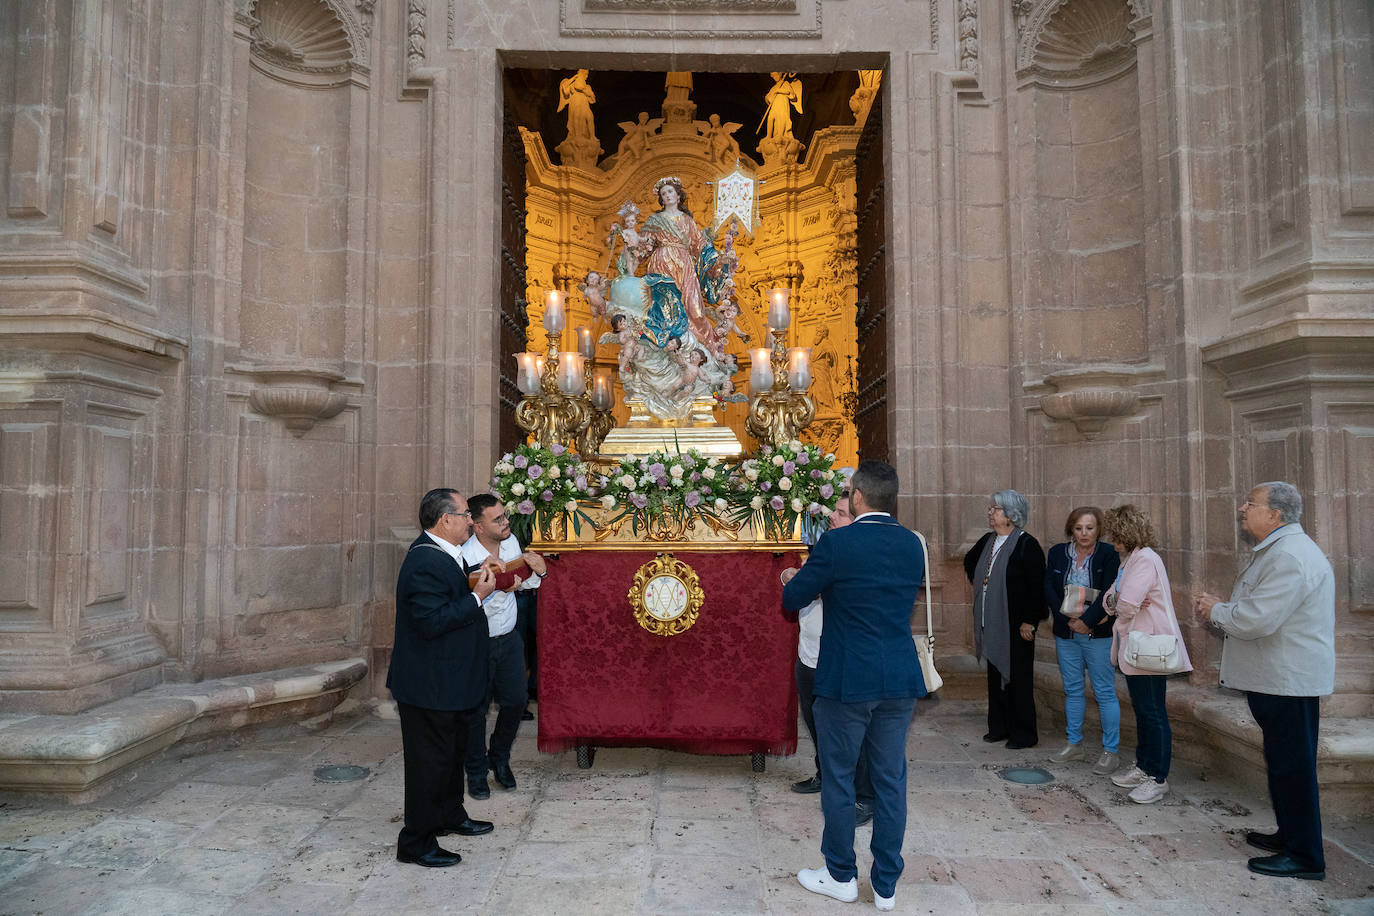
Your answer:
[1101,504,1192,804]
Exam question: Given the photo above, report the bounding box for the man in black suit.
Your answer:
[387,488,499,867]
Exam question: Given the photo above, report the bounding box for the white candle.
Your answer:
[787,347,813,392]
[767,288,791,330]
[543,290,566,333]
[592,371,614,410]
[556,352,585,396]
[575,325,595,359]
[514,352,542,396]
[749,347,774,393]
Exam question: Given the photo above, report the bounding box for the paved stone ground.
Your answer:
[1,699,1371,915]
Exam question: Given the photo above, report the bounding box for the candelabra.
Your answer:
[514,291,591,449]
[745,287,815,446]
[573,325,617,455]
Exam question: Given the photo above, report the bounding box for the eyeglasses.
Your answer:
[445,510,472,520]
[988,505,1005,513]
[1240,500,1272,510]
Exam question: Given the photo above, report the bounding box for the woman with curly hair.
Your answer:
[1102,504,1192,804]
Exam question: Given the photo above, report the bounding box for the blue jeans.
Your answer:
[1125,674,1170,782]
[814,695,917,899]
[1055,634,1120,753]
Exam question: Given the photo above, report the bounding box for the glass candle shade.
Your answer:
[556,352,585,396]
[575,325,595,359]
[749,348,774,393]
[767,288,791,330]
[543,290,566,333]
[787,347,813,392]
[514,352,542,396]
[592,370,614,410]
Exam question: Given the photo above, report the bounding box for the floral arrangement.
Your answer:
[489,442,598,543]
[595,446,733,534]
[730,440,842,541]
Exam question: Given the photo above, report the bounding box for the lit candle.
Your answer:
[767,288,791,330]
[592,370,614,410]
[749,347,774,393]
[575,325,595,359]
[787,347,813,392]
[543,290,566,333]
[514,352,542,396]
[556,352,585,396]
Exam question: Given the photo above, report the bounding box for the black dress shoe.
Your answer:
[791,774,823,794]
[1247,854,1324,880]
[396,846,461,868]
[439,818,494,837]
[490,761,518,790]
[1246,830,1284,853]
[982,733,1009,743]
[855,801,875,827]
[1005,739,1037,750]
[521,708,535,721]
[468,778,490,800]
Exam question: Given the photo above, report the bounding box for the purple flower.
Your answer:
[517,500,535,515]
[783,460,796,475]
[657,477,669,488]
[820,483,834,499]
[810,469,822,479]
[527,464,543,479]
[698,487,711,498]
[683,456,696,469]
[690,471,701,482]
[796,452,810,465]
[760,481,772,492]
[648,462,666,478]
[631,493,649,509]
[575,475,587,490]
[513,454,528,469]
[807,502,822,515]
[769,495,785,511]
[550,444,566,456]
[685,491,701,508]
[541,490,553,502]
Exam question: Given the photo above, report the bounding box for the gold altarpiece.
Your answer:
[519,76,863,468]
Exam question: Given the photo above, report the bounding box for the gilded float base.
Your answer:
[596,396,743,459]
[529,504,802,552]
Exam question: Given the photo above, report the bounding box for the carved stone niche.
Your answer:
[241,367,348,435]
[1038,365,1157,439]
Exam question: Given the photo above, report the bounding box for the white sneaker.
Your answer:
[798,867,858,902]
[1129,779,1168,804]
[1092,751,1120,776]
[874,890,895,911]
[1110,763,1150,788]
[1050,742,1090,763]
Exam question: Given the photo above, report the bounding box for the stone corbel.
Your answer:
[242,368,348,435]
[1037,365,1159,439]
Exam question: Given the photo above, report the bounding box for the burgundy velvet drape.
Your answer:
[537,549,801,756]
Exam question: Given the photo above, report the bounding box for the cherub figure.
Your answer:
[712,377,749,408]
[713,298,751,346]
[579,269,609,320]
[674,347,710,395]
[611,313,644,374]
[610,201,651,275]
[693,113,743,166]
[615,111,663,164]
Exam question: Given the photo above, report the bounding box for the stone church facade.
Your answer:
[0,1,1370,801]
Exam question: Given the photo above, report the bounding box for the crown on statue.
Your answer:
[653,176,683,197]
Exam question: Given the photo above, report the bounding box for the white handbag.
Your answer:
[1124,630,1184,674]
[912,530,943,693]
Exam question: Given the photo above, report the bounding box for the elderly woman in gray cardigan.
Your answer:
[963,489,1048,749]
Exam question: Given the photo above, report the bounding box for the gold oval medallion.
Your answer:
[629,554,703,637]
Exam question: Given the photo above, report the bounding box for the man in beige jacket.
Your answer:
[1195,481,1334,882]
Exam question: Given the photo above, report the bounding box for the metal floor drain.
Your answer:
[314,764,370,783]
[1000,766,1054,785]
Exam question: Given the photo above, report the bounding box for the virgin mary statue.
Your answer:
[640,176,730,347]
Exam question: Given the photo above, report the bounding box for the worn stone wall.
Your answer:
[0,0,1370,716]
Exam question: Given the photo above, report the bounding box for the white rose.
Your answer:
[548,464,561,479]
[772,454,785,467]
[790,439,803,451]
[708,457,720,467]
[745,467,759,481]
[821,506,833,517]
[531,442,543,450]
[702,467,716,480]
[778,477,792,491]
[670,464,684,478]
[714,498,728,511]
[823,470,835,480]
[791,498,804,512]
[620,475,637,489]
[511,482,526,496]
[601,494,617,510]
[825,453,835,461]
[505,501,517,515]
[750,495,764,510]
[564,499,577,512]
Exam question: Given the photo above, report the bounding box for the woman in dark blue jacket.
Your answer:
[1043,506,1121,776]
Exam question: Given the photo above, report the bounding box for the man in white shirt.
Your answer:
[1195,481,1335,881]
[459,493,547,797]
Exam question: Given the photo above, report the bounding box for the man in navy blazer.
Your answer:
[387,488,498,867]
[782,460,926,910]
